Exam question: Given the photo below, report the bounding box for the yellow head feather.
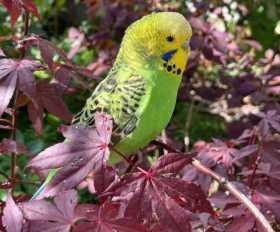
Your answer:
[117,12,192,76]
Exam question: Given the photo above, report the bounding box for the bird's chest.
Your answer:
[137,73,180,136]
[113,71,181,157]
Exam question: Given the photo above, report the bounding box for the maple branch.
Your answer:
[112,147,140,173]
[18,11,30,58]
[124,154,138,173]
[248,145,263,190]
[10,90,18,187]
[0,118,12,124]
[8,9,33,191]
[192,159,274,232]
[184,99,194,151]
[151,140,177,153]
[24,12,30,36]
[9,11,31,189]
[152,140,274,232]
[14,179,39,186]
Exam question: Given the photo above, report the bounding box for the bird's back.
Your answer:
[72,63,181,163]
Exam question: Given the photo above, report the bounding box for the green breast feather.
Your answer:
[72,64,181,163]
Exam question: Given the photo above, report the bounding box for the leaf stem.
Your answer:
[124,154,138,173]
[111,147,133,165]
[151,140,178,153]
[10,89,18,187]
[0,118,12,124]
[14,179,39,186]
[248,145,263,190]
[184,98,194,151]
[24,12,30,36]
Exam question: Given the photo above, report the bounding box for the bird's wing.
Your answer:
[72,70,147,140]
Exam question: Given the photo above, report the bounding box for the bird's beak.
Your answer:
[182,40,190,50]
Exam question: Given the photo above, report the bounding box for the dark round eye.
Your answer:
[166,35,174,42]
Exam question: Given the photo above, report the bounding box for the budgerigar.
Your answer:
[31,12,192,199]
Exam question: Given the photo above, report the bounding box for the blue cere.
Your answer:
[162,49,177,62]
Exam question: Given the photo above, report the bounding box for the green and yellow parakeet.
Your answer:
[31,12,192,199]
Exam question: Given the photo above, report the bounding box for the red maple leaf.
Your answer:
[22,36,95,82]
[0,138,28,155]
[74,202,149,232]
[257,110,280,136]
[225,213,255,232]
[0,0,40,29]
[28,113,112,198]
[0,58,43,117]
[21,190,78,231]
[22,190,148,232]
[27,80,73,135]
[103,153,213,230]
[2,191,24,232]
[194,139,257,168]
[92,165,118,195]
[22,36,70,70]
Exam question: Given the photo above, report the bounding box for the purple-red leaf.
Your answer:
[21,190,78,232]
[23,36,70,70]
[27,102,43,135]
[26,80,73,135]
[151,152,194,174]
[28,113,112,198]
[152,196,192,232]
[0,58,42,117]
[226,214,255,232]
[0,138,28,155]
[3,192,24,232]
[257,110,280,136]
[0,0,39,29]
[37,81,73,122]
[103,153,213,229]
[22,0,40,17]
[0,71,17,117]
[75,202,149,232]
[93,165,118,195]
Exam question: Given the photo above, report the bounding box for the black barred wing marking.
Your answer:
[72,73,146,139]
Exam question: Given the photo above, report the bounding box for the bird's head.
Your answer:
[117,12,192,77]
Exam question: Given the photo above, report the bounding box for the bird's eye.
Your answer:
[166,35,174,42]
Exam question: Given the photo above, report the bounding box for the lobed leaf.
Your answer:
[2,192,23,232]
[28,113,112,198]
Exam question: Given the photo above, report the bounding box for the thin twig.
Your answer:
[23,12,30,36]
[21,12,30,58]
[10,88,18,185]
[248,145,263,190]
[9,11,30,189]
[152,140,274,232]
[124,154,138,173]
[184,99,194,151]
[0,125,14,130]
[192,159,274,232]
[14,179,39,186]
[151,140,177,153]
[0,118,12,124]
